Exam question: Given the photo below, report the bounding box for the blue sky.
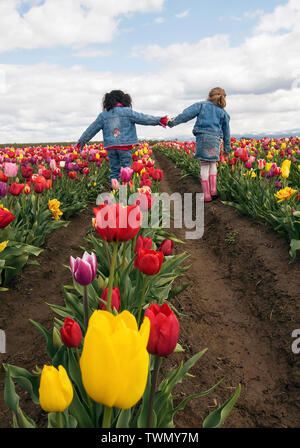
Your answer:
[2,0,286,72]
[0,0,299,143]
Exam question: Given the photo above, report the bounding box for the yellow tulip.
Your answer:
[39,365,73,412]
[274,187,297,203]
[281,159,291,178]
[0,240,8,253]
[80,310,150,409]
[265,162,272,172]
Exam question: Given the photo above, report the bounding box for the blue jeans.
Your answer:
[107,149,132,181]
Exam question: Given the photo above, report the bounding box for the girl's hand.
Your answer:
[159,116,168,128]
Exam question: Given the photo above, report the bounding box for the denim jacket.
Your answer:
[78,107,162,149]
[168,100,231,153]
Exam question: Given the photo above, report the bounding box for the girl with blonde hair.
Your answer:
[168,87,231,201]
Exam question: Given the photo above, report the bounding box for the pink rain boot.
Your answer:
[200,179,212,202]
[209,174,218,199]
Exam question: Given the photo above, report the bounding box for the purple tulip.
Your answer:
[120,167,133,182]
[0,181,8,197]
[70,251,97,286]
[4,162,18,177]
[275,182,282,189]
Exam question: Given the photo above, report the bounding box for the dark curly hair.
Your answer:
[102,90,132,111]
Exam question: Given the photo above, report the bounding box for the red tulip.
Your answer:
[68,171,77,179]
[134,235,152,254]
[99,286,121,312]
[134,247,164,275]
[144,303,179,356]
[159,239,174,256]
[94,203,142,242]
[60,317,82,348]
[135,191,154,211]
[33,175,46,193]
[21,166,33,179]
[42,169,52,179]
[150,168,163,181]
[0,171,8,182]
[0,207,16,228]
[9,182,24,196]
[131,161,144,173]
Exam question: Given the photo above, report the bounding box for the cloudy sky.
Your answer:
[1,0,300,143]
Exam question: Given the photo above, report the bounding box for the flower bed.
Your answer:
[153,138,300,260]
[0,143,109,289]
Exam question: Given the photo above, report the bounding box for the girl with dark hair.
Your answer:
[76,90,168,186]
[168,87,231,202]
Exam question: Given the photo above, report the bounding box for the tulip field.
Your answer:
[153,137,300,261]
[0,138,299,430]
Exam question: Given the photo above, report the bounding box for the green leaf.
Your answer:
[202,384,241,428]
[289,239,300,262]
[29,319,56,359]
[116,409,132,428]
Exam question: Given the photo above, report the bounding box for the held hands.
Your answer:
[159,116,175,128]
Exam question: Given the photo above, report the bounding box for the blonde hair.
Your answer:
[207,87,226,108]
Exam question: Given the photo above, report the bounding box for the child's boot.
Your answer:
[209,174,218,199]
[200,179,212,202]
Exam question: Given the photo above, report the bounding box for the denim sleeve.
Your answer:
[129,109,161,126]
[222,113,231,153]
[168,103,200,127]
[78,113,103,148]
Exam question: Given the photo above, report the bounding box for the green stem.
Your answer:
[147,356,163,428]
[57,411,63,428]
[132,234,138,256]
[104,240,111,270]
[137,275,148,326]
[75,347,80,362]
[106,241,119,313]
[102,406,113,428]
[121,241,128,271]
[83,285,89,331]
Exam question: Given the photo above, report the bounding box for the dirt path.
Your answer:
[0,207,94,428]
[155,150,300,428]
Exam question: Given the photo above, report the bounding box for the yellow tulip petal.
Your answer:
[116,310,138,332]
[80,312,120,407]
[139,316,150,348]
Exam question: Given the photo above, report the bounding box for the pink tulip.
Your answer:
[70,251,97,286]
[120,167,133,182]
[50,159,56,170]
[4,162,18,177]
[257,159,266,170]
[111,178,119,190]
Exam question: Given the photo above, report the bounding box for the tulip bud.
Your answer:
[99,286,121,312]
[159,239,174,256]
[39,365,73,413]
[134,248,164,275]
[53,326,63,349]
[144,303,179,357]
[97,275,105,291]
[70,251,97,286]
[79,310,150,409]
[60,317,82,348]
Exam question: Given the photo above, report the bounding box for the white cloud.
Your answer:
[155,17,164,23]
[1,0,300,143]
[73,49,112,58]
[219,8,264,22]
[175,9,190,19]
[0,0,166,52]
